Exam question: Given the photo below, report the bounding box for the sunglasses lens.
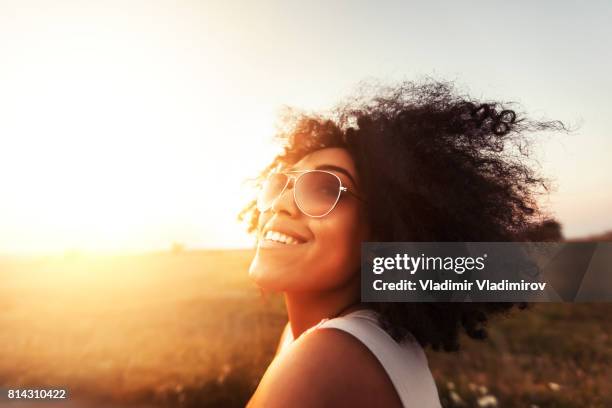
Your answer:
[257,173,288,212]
[295,171,341,216]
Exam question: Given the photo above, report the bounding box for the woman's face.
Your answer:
[248,147,369,292]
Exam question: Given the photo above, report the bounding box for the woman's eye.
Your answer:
[318,185,337,197]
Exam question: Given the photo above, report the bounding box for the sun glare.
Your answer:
[0,4,275,254]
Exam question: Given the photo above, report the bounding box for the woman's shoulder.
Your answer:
[317,309,430,363]
[249,322,403,408]
[315,309,441,408]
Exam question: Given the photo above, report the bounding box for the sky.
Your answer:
[0,0,611,254]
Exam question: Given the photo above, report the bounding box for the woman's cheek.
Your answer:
[307,222,361,289]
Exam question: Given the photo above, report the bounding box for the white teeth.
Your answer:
[264,230,301,245]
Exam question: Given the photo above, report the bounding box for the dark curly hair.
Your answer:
[239,79,565,351]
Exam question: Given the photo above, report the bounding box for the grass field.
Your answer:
[0,250,610,407]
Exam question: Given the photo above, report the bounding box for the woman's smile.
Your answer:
[258,220,311,248]
[258,231,310,249]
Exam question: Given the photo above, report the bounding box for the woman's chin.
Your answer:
[248,254,296,292]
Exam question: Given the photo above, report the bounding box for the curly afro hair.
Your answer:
[239,79,565,351]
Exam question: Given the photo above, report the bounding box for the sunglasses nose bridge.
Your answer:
[285,174,296,190]
[267,173,299,214]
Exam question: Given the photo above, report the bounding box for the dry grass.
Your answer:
[429,303,611,407]
[0,250,610,407]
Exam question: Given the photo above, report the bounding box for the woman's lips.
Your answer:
[258,239,309,249]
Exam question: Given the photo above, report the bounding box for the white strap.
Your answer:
[316,312,440,408]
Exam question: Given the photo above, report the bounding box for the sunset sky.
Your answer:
[1,1,611,254]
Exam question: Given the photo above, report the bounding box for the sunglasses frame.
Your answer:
[257,169,363,218]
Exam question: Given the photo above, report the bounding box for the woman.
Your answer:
[240,80,562,407]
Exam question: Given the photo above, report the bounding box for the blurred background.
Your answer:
[0,1,610,407]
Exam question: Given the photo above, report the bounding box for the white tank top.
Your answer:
[279,309,441,408]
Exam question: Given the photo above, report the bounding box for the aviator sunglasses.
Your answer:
[257,169,363,217]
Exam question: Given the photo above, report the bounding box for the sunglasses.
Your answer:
[256,169,363,218]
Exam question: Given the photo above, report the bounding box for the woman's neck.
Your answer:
[284,288,365,340]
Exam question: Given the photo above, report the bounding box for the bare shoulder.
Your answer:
[247,327,403,408]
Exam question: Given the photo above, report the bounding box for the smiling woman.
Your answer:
[239,79,564,407]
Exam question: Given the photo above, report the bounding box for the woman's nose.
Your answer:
[271,177,300,217]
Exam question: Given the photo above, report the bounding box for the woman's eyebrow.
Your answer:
[313,164,358,187]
